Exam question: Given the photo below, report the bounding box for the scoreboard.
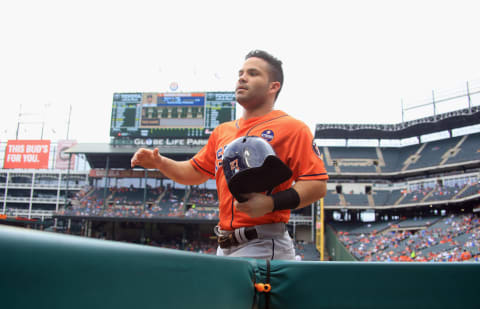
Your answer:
[110,92,236,139]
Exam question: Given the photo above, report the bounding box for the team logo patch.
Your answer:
[312,140,322,159]
[261,129,274,142]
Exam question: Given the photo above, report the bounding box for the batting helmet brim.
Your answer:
[227,155,293,202]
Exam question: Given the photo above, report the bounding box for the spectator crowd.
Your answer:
[337,214,480,262]
[57,185,219,220]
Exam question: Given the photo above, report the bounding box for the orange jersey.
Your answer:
[191,110,328,230]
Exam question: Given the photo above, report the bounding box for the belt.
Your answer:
[217,226,258,249]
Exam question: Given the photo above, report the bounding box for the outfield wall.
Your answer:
[325,224,357,261]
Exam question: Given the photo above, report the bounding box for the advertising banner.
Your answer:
[55,140,77,169]
[4,140,51,169]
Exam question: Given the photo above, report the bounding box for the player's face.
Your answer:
[236,57,272,109]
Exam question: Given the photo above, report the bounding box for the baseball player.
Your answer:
[131,50,328,260]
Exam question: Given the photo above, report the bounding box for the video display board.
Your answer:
[110,92,236,139]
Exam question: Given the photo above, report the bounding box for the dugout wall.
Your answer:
[1,226,478,309]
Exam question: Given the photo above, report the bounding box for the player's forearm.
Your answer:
[236,180,327,217]
[155,157,208,185]
[292,180,327,209]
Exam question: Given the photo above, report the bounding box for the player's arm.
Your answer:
[131,148,209,185]
[292,179,327,207]
[235,180,327,218]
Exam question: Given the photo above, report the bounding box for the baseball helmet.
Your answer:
[222,136,292,202]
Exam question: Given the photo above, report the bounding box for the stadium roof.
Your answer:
[66,106,480,169]
[315,105,480,139]
[65,143,201,169]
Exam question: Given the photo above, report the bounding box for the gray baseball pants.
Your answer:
[215,222,296,260]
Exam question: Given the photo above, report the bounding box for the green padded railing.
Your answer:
[0,226,254,309]
[1,226,479,309]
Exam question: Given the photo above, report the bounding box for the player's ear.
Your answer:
[269,81,281,96]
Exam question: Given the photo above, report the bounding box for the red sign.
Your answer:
[55,140,77,169]
[4,140,51,169]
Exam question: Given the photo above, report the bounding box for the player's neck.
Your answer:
[241,101,274,121]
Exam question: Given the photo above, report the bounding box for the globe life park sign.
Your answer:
[132,137,208,147]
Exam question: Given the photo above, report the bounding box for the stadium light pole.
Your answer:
[66,105,72,140]
[40,103,51,140]
[466,81,471,110]
[401,99,404,124]
[16,104,22,140]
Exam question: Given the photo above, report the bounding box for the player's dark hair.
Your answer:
[245,50,283,101]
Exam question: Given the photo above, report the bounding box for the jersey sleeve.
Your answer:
[190,130,217,179]
[288,125,328,181]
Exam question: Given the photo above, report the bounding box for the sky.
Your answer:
[1,0,479,143]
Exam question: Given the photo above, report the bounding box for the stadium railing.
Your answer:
[2,225,478,309]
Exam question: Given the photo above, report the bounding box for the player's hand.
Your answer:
[234,193,274,218]
[130,148,162,169]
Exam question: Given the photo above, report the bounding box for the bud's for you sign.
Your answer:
[4,140,51,169]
